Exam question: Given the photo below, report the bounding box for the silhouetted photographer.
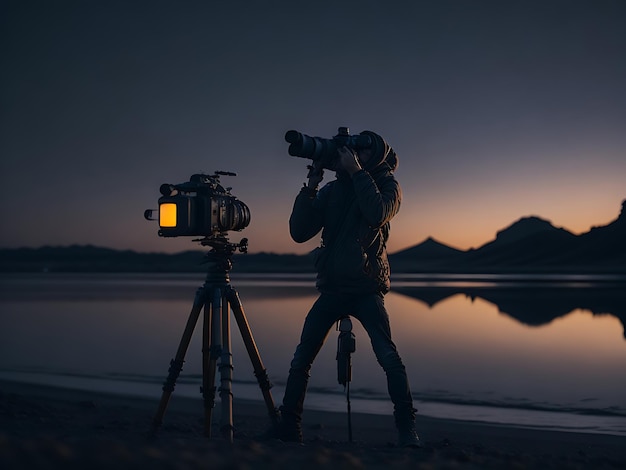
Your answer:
[279,128,420,447]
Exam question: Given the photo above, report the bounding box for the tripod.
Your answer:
[151,235,279,443]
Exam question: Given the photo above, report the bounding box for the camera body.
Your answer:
[145,172,250,238]
[285,127,375,171]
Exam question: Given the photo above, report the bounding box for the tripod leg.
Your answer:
[220,291,234,443]
[225,286,280,428]
[202,287,222,437]
[152,287,205,434]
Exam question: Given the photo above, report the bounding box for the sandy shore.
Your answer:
[1,379,625,469]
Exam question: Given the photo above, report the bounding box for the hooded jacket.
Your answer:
[289,133,401,294]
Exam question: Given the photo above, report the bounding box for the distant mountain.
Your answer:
[0,245,314,274]
[478,216,574,250]
[1,200,625,274]
[460,218,579,269]
[392,237,464,259]
[390,199,626,274]
[564,200,626,267]
[389,237,463,273]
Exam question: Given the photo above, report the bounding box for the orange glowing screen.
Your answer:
[159,203,177,227]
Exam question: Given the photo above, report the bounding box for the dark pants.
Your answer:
[281,292,414,419]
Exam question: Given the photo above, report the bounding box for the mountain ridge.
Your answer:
[1,199,625,274]
[390,199,625,273]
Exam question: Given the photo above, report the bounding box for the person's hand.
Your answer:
[338,146,362,175]
[306,161,324,189]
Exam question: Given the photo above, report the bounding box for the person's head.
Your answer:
[355,131,395,172]
[356,148,374,166]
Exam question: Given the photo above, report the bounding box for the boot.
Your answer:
[276,408,303,443]
[395,408,421,448]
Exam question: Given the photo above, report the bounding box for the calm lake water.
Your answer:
[1,273,625,436]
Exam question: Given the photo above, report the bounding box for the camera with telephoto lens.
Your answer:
[144,171,250,238]
[285,127,377,171]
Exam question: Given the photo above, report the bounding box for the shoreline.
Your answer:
[2,379,625,469]
[2,369,624,438]
[2,271,626,280]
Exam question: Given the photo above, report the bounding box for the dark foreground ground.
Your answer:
[1,380,625,469]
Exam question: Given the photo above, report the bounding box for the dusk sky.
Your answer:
[1,0,625,255]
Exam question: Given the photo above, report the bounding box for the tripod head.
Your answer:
[193,235,249,283]
[195,234,249,254]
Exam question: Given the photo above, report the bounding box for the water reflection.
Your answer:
[392,282,626,339]
[0,273,625,434]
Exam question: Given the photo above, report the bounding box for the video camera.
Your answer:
[285,127,380,171]
[144,172,250,238]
